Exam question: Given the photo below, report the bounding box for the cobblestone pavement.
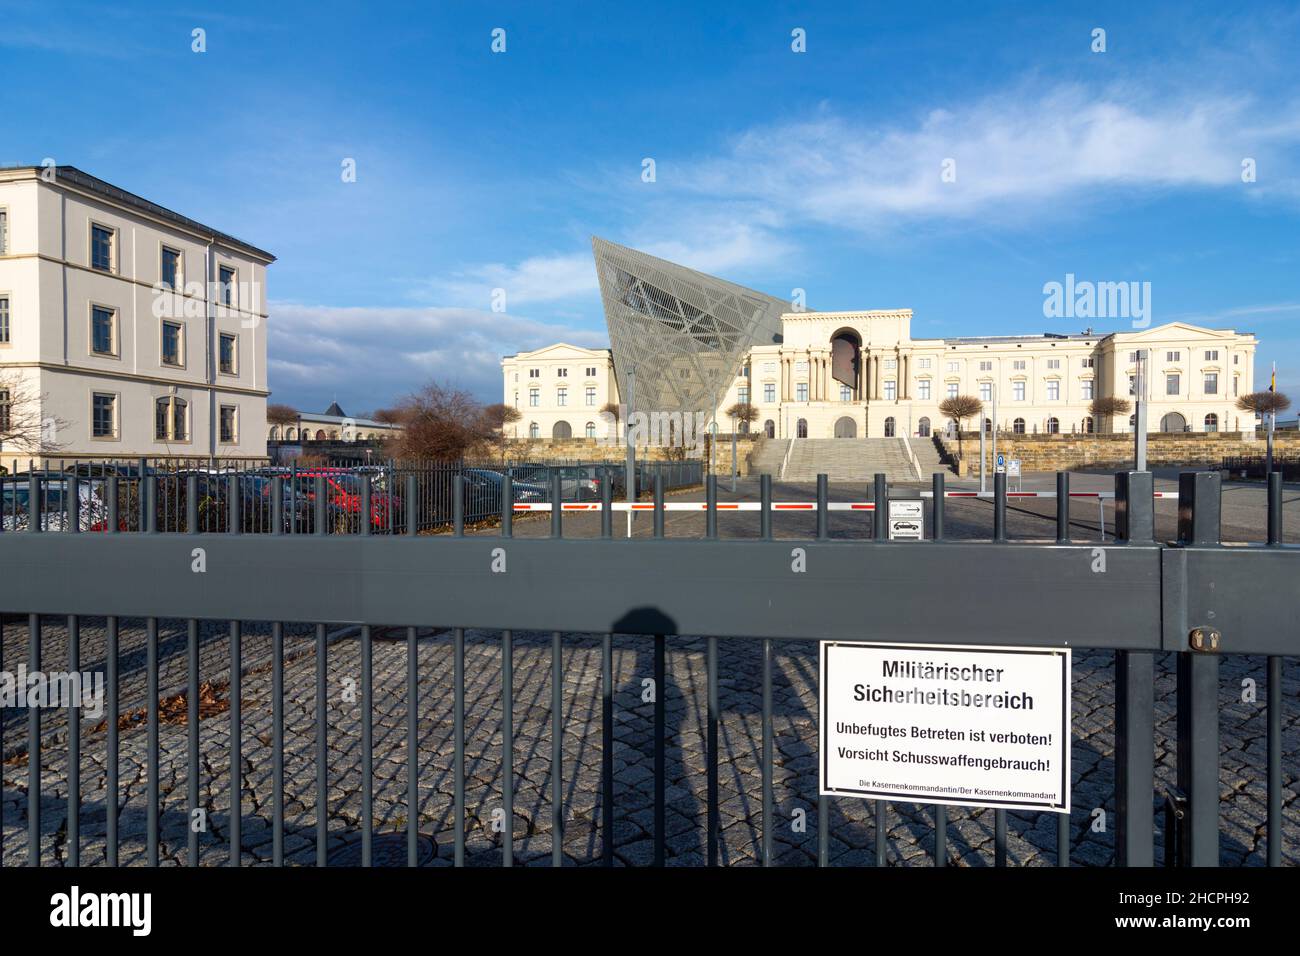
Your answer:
[2,472,1297,866]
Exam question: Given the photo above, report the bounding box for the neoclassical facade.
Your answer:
[506,314,1257,442]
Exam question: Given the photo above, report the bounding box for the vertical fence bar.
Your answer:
[315,622,327,867]
[407,624,419,867]
[361,623,373,867]
[993,471,1007,542]
[229,620,241,866]
[872,473,887,864]
[27,612,40,865]
[1266,470,1283,866]
[760,473,772,540]
[361,474,372,536]
[1175,471,1221,867]
[453,626,465,867]
[1114,471,1155,867]
[653,472,664,538]
[931,473,946,865]
[706,474,717,539]
[815,472,830,866]
[653,631,666,867]
[66,611,79,866]
[994,810,1007,866]
[504,628,515,868]
[106,612,119,866]
[762,636,774,867]
[273,620,284,866]
[1056,472,1070,542]
[707,633,720,868]
[187,618,200,866]
[146,614,159,867]
[552,629,564,868]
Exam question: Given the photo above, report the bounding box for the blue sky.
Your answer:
[3,0,1298,414]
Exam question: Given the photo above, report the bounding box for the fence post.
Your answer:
[1174,471,1221,866]
[1114,470,1155,867]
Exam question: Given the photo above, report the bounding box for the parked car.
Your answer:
[2,477,108,531]
[462,468,545,515]
[296,471,401,528]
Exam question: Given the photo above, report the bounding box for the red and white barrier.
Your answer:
[511,489,1178,511]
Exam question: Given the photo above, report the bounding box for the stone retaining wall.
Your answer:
[936,432,1300,473]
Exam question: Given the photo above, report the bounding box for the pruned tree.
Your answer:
[938,395,983,460]
[725,402,760,430]
[1237,390,1292,418]
[266,403,298,427]
[480,403,523,460]
[371,407,406,425]
[1089,396,1131,434]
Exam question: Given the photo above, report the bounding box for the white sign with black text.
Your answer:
[819,641,1070,813]
[888,499,924,540]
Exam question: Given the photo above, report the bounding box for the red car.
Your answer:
[271,471,400,528]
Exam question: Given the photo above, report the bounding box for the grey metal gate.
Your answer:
[0,468,1294,867]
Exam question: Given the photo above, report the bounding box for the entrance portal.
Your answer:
[833,416,857,438]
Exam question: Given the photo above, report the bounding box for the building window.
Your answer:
[1204,372,1218,395]
[585,366,597,377]
[946,382,958,399]
[918,358,931,369]
[884,359,897,370]
[979,382,991,402]
[946,361,959,373]
[884,417,896,437]
[0,208,7,254]
[1080,380,1093,400]
[0,388,9,433]
[1083,416,1094,434]
[1046,380,1060,401]
[978,361,992,371]
[1166,373,1180,395]
[529,422,539,439]
[918,416,931,437]
[1233,354,1239,365]
[1081,357,1095,368]
[738,386,749,404]
[1204,350,1218,362]
[917,380,930,400]
[220,405,238,443]
[1129,351,1139,362]
[1013,418,1026,434]
[585,386,596,406]
[529,389,539,407]
[556,388,567,406]
[0,295,8,344]
[796,382,808,402]
[155,396,188,441]
[557,368,568,377]
[839,384,852,401]
[529,368,540,378]
[91,224,115,272]
[161,247,182,289]
[1128,375,1136,395]
[1012,381,1026,402]
[218,266,236,306]
[1233,376,1239,396]
[92,393,117,438]
[885,381,897,401]
[1167,351,1180,362]
[1047,417,1060,434]
[91,306,116,356]
[1046,359,1060,369]
[161,320,183,366]
[764,383,776,403]
[219,333,237,374]
[1012,360,1026,370]
[1204,413,1219,433]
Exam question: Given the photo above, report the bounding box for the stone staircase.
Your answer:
[749,438,790,477]
[774,438,920,482]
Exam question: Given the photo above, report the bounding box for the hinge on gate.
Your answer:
[1163,789,1189,867]
[1188,627,1220,652]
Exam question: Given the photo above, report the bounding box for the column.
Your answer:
[874,355,882,400]
[902,354,909,400]
[858,350,868,400]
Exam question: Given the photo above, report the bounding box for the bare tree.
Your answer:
[0,374,64,465]
[600,402,622,445]
[938,395,983,461]
[1237,390,1292,417]
[391,382,492,461]
[1089,396,1132,434]
[266,403,298,426]
[725,401,759,435]
[371,407,405,425]
[481,403,523,460]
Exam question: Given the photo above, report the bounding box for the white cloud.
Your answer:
[267,301,607,410]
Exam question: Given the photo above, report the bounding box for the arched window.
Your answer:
[764,419,775,439]
[917,416,931,438]
[796,418,808,438]
[585,421,596,438]
[884,417,896,437]
[553,420,572,439]
[528,422,540,439]
[1204,413,1219,433]
[268,426,280,440]
[738,420,750,434]
[983,417,993,434]
[1013,418,1026,434]
[1047,417,1060,434]
[1083,416,1094,434]
[1128,415,1137,431]
[155,396,188,441]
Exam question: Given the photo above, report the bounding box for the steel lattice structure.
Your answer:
[592,237,788,418]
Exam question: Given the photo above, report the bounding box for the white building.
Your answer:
[0,165,274,472]
[505,315,1257,442]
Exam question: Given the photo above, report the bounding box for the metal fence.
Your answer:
[0,468,1294,867]
[1222,455,1300,482]
[0,458,706,536]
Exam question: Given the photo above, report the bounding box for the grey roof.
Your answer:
[324,401,347,417]
[941,332,1107,346]
[8,165,276,262]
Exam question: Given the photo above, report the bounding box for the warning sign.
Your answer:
[819,641,1070,813]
